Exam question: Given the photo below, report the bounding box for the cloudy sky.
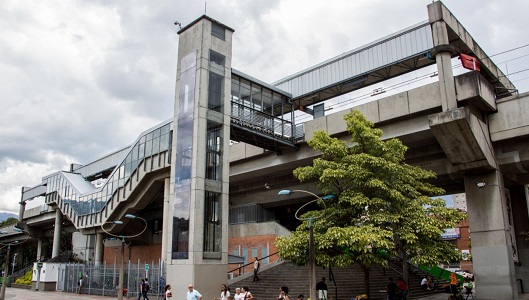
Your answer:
[1,0,528,214]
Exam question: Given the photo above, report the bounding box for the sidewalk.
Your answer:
[4,287,529,300]
[4,288,111,300]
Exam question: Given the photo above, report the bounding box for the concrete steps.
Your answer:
[229,261,443,300]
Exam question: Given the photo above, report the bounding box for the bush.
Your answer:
[15,270,32,285]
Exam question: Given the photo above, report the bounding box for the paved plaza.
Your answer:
[4,287,529,300]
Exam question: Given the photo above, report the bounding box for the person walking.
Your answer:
[397,277,409,300]
[233,288,244,300]
[143,278,150,300]
[216,284,230,300]
[241,286,253,299]
[316,277,328,300]
[138,279,145,300]
[187,284,203,300]
[165,284,173,300]
[385,277,398,300]
[252,257,260,282]
[77,276,83,294]
[278,286,290,300]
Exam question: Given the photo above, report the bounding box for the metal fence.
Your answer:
[57,261,166,298]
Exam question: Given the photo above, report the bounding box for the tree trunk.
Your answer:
[401,249,408,282]
[361,264,370,299]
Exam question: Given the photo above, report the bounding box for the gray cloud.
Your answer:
[0,0,528,213]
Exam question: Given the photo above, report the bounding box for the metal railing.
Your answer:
[231,102,295,141]
[57,261,166,297]
[227,251,279,277]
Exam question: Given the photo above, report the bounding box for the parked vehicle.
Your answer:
[455,270,473,279]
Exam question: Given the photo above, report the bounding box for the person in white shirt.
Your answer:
[187,284,202,300]
[165,285,173,300]
[233,288,244,300]
[252,257,260,282]
[216,284,230,300]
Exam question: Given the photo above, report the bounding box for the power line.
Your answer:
[488,43,529,58]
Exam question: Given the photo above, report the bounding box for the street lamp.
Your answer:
[0,227,29,300]
[101,214,147,300]
[278,189,335,300]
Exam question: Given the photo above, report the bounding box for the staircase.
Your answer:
[229,261,447,300]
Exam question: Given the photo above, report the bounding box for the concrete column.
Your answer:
[52,209,63,258]
[464,171,517,299]
[161,177,170,262]
[18,188,26,222]
[167,15,232,300]
[512,185,529,292]
[431,20,457,111]
[95,233,104,266]
[36,238,43,261]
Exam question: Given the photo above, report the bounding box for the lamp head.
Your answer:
[278,190,293,195]
[125,214,137,219]
[322,195,336,201]
[113,220,124,225]
[13,227,23,232]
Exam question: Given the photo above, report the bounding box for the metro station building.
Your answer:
[2,2,529,300]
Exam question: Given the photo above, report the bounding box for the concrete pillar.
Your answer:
[95,233,104,266]
[36,238,43,261]
[18,188,26,222]
[428,3,457,111]
[52,209,63,258]
[512,185,529,292]
[464,171,517,299]
[161,177,170,262]
[167,15,232,300]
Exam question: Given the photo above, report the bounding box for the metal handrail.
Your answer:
[227,251,279,274]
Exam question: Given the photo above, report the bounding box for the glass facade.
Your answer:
[208,50,225,112]
[172,50,197,259]
[206,121,222,181]
[203,191,221,252]
[230,74,295,140]
[211,22,225,41]
[44,122,172,218]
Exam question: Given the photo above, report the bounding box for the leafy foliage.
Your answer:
[15,270,33,285]
[276,110,466,297]
[0,217,18,228]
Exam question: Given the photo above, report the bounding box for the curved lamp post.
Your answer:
[278,190,335,300]
[101,214,147,300]
[0,227,29,300]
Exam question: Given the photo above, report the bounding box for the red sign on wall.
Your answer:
[459,54,480,71]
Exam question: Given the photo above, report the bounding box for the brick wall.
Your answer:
[228,234,280,274]
[103,243,162,265]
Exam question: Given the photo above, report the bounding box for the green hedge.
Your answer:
[15,270,32,285]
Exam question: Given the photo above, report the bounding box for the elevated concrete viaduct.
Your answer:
[4,1,529,299]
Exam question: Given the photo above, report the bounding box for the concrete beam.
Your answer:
[429,107,497,172]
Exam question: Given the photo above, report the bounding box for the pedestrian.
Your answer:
[385,277,398,300]
[316,277,328,300]
[252,257,260,282]
[241,286,253,299]
[216,284,230,300]
[279,286,290,300]
[297,295,304,300]
[233,288,244,300]
[143,278,150,300]
[165,284,173,300]
[138,279,145,300]
[397,277,409,300]
[187,284,203,300]
[77,276,83,294]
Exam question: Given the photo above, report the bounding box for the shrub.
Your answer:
[15,270,32,285]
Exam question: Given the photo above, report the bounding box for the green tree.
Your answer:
[0,217,18,228]
[276,110,466,298]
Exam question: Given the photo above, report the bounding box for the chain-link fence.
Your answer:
[57,261,166,298]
